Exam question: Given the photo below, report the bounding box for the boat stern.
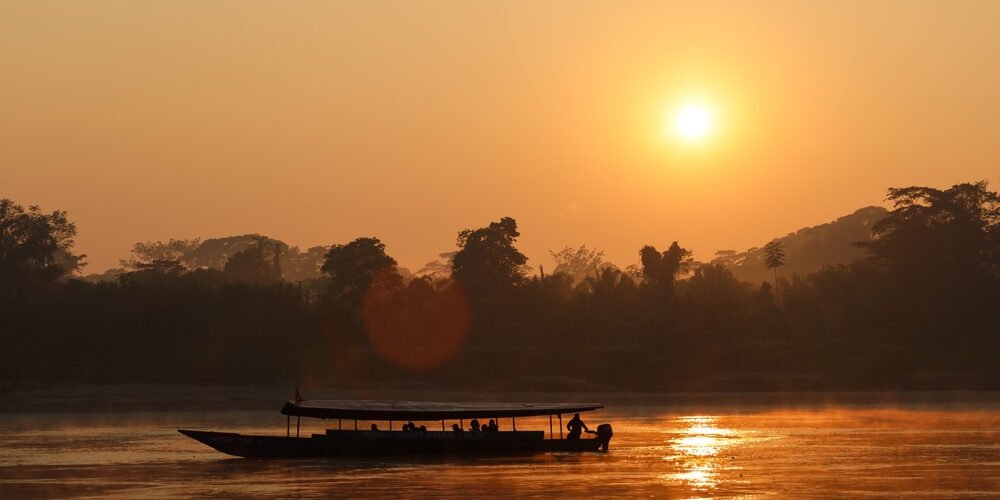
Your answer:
[595,423,613,452]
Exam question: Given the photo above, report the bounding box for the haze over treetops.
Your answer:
[3,1,1000,272]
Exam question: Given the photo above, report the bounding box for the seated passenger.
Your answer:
[371,424,379,431]
[419,425,427,432]
[451,423,463,433]
[487,419,498,432]
[481,423,489,432]
[469,419,480,433]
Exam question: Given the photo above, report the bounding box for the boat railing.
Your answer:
[319,429,546,440]
[282,400,603,441]
[288,415,581,439]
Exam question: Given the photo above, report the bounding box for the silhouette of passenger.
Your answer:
[469,419,480,433]
[371,424,379,431]
[452,423,463,434]
[481,423,488,432]
[487,419,498,432]
[419,425,427,432]
[566,413,589,439]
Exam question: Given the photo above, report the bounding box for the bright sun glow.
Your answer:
[672,103,714,141]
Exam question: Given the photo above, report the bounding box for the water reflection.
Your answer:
[661,415,737,494]
[3,406,998,498]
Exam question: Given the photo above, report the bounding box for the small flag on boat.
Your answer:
[295,386,302,403]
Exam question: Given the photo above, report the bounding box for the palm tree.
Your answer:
[585,266,625,299]
[763,239,786,306]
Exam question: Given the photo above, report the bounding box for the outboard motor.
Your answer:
[595,423,613,452]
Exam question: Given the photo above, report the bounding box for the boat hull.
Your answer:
[179,429,607,458]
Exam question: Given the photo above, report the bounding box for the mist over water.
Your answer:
[2,393,998,498]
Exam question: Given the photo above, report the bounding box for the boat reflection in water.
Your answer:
[661,415,740,495]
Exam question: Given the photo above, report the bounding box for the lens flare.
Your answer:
[362,275,470,371]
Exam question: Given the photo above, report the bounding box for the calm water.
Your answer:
[2,395,999,498]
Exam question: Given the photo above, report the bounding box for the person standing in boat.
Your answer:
[566,413,589,439]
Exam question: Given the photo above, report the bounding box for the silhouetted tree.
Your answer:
[322,237,402,307]
[711,249,740,267]
[134,259,186,274]
[0,199,83,296]
[223,238,283,284]
[639,242,692,298]
[415,251,457,287]
[640,242,693,283]
[120,238,201,270]
[282,245,328,282]
[52,248,87,276]
[527,270,575,303]
[184,234,286,270]
[452,217,527,296]
[763,239,786,305]
[682,263,755,334]
[583,266,631,299]
[634,242,693,329]
[550,245,608,285]
[859,181,1000,280]
[117,259,186,286]
[5,182,1000,391]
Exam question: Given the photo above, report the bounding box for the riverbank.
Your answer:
[3,383,999,414]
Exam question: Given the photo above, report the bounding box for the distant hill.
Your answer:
[712,206,888,285]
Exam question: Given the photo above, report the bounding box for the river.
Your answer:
[1,390,998,498]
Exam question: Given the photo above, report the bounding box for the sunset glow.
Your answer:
[2,2,1000,497]
[3,3,998,271]
[672,103,714,141]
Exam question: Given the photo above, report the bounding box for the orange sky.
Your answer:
[3,1,1000,273]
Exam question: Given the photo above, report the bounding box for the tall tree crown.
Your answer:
[322,237,401,305]
[859,181,1000,277]
[0,199,83,285]
[763,240,786,270]
[451,217,527,292]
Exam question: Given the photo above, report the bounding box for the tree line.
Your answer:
[1,182,998,391]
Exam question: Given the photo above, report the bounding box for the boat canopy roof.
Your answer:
[281,400,603,420]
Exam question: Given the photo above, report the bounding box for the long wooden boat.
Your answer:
[179,399,613,458]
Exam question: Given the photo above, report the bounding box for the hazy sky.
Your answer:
[4,1,1000,273]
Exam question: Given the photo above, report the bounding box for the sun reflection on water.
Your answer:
[660,415,740,494]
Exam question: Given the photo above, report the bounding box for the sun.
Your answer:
[671,103,714,141]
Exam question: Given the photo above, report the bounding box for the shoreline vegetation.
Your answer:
[2,181,999,392]
[3,384,999,415]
